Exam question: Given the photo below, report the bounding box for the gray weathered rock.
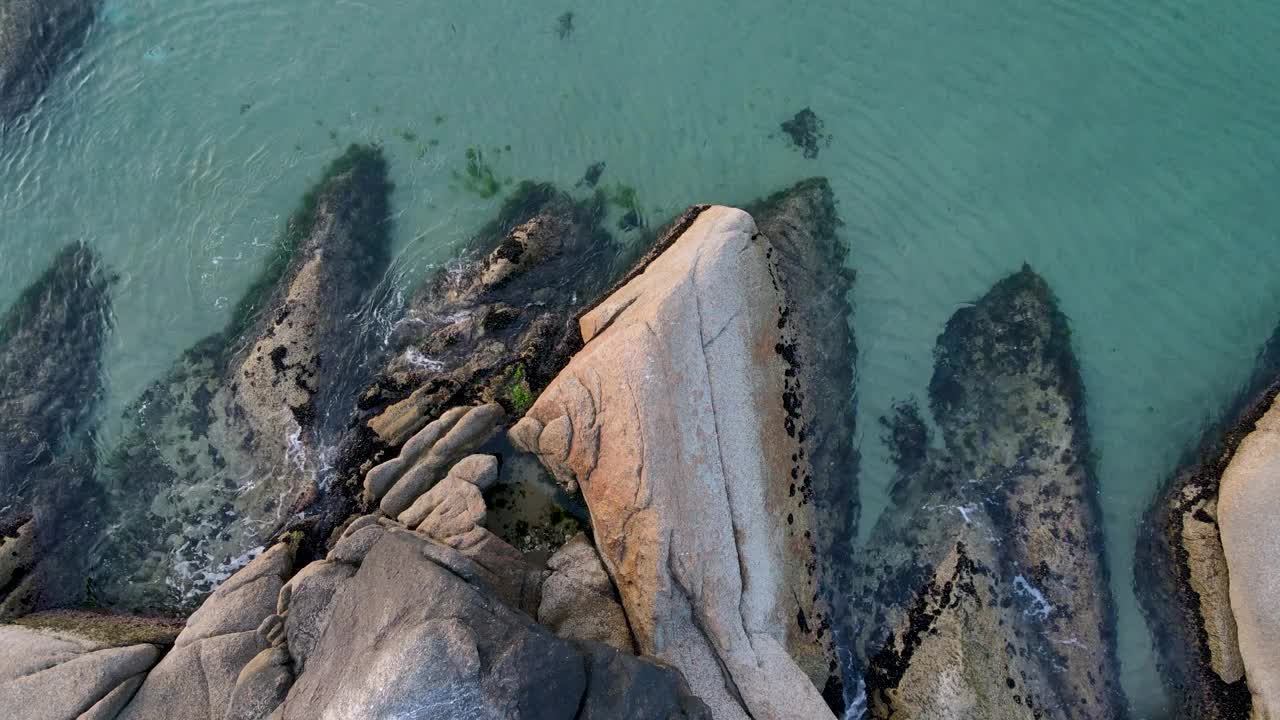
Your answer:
[278,528,708,720]
[515,205,841,720]
[377,403,504,516]
[363,406,468,499]
[853,267,1125,720]
[0,0,95,122]
[97,145,392,611]
[538,534,634,652]
[116,543,293,720]
[226,645,293,720]
[1136,322,1280,720]
[0,625,158,720]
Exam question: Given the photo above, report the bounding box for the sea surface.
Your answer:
[5,1,1280,716]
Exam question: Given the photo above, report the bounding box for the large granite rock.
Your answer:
[538,533,635,652]
[1137,326,1280,720]
[852,267,1126,719]
[1218,393,1280,717]
[0,624,159,720]
[0,0,95,122]
[512,198,854,719]
[116,543,294,720]
[280,529,708,720]
[0,242,111,617]
[96,144,393,611]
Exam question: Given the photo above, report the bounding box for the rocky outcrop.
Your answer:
[0,242,111,617]
[538,533,635,652]
[1218,393,1280,717]
[512,192,858,719]
[72,411,709,719]
[851,267,1126,719]
[96,144,393,611]
[0,624,159,719]
[1136,327,1280,720]
[0,0,95,122]
[116,543,294,720]
[324,182,625,537]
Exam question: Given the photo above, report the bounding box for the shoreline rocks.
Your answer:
[852,267,1126,719]
[0,0,95,123]
[511,186,858,719]
[1136,325,1280,720]
[95,144,393,611]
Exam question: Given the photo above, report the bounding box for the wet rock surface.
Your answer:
[94,144,393,611]
[0,0,95,122]
[1136,324,1280,720]
[0,243,111,617]
[852,267,1126,719]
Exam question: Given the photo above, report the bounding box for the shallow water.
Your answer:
[5,0,1280,716]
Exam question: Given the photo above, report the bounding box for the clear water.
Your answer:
[5,0,1280,716]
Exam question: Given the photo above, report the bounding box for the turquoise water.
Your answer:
[5,0,1280,716]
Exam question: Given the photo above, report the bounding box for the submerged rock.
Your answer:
[852,267,1126,719]
[0,0,95,122]
[1136,326,1280,720]
[513,185,859,719]
[0,242,111,617]
[96,144,393,611]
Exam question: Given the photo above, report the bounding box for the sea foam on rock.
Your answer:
[512,182,859,720]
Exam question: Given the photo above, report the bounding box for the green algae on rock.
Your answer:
[93,144,393,611]
[853,267,1126,720]
[0,242,112,618]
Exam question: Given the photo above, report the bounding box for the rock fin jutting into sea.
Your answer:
[94,144,393,611]
[851,267,1127,720]
[512,181,859,719]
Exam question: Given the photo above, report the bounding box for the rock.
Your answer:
[1135,329,1280,719]
[1216,392,1280,715]
[331,182,627,520]
[325,524,385,566]
[279,561,353,673]
[450,453,501,491]
[363,406,469,498]
[0,243,111,616]
[378,403,504,516]
[96,145,393,611]
[509,416,544,454]
[277,528,708,719]
[116,631,263,720]
[0,0,95,122]
[116,542,294,719]
[853,267,1125,720]
[520,205,842,719]
[226,646,293,720]
[748,178,859,704]
[538,534,634,652]
[0,625,159,720]
[398,477,487,537]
